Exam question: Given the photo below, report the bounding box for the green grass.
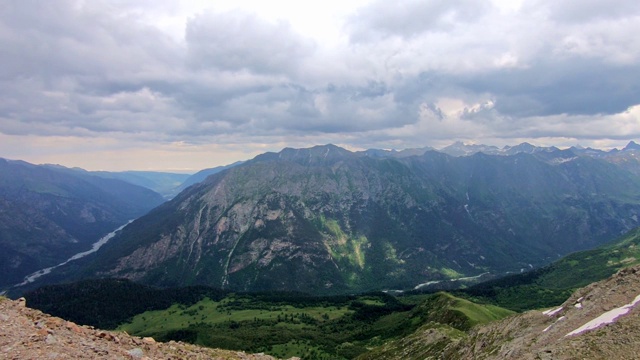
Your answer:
[449,296,514,325]
[321,217,369,270]
[118,296,352,336]
[28,278,513,360]
[117,292,405,359]
[412,292,515,331]
[113,290,514,360]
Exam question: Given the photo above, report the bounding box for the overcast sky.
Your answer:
[2,0,640,172]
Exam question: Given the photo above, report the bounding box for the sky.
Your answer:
[1,0,640,172]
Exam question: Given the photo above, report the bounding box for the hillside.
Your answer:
[457,226,640,311]
[0,158,165,288]
[80,144,640,294]
[23,279,513,359]
[359,265,640,359]
[0,296,279,359]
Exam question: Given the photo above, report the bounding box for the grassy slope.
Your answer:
[116,291,512,360]
[356,292,513,360]
[456,227,640,311]
[24,279,516,359]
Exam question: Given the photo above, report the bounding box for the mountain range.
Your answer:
[0,158,164,288]
[6,140,640,294]
[7,141,640,359]
[66,142,640,294]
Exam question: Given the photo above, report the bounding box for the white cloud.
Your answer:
[1,0,640,170]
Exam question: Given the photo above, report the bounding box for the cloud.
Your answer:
[527,0,640,23]
[1,0,640,170]
[347,0,491,41]
[185,10,316,75]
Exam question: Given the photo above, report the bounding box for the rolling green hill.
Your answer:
[24,279,513,360]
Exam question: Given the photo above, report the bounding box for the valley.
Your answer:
[5,141,640,359]
[5,3,639,358]
[13,221,132,288]
[23,224,640,359]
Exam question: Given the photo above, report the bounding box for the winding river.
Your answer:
[14,220,132,287]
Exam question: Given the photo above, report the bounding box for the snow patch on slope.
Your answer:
[542,306,563,317]
[566,294,640,337]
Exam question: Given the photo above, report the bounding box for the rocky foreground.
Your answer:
[459,265,640,359]
[0,296,282,360]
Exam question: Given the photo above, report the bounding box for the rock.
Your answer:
[142,336,156,344]
[65,321,82,333]
[45,334,57,344]
[127,348,144,358]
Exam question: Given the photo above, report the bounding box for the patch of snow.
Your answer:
[566,294,640,337]
[542,306,564,316]
[574,303,583,309]
[543,316,565,332]
[464,204,471,215]
[550,156,578,165]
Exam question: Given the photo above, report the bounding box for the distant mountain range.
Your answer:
[0,158,165,288]
[9,141,640,359]
[7,140,640,294]
[68,142,640,294]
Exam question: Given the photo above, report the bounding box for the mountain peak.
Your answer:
[253,144,356,165]
[623,141,640,151]
[439,141,500,157]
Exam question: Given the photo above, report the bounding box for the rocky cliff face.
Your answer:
[0,296,280,359]
[86,145,640,294]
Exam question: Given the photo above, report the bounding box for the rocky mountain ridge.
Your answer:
[75,144,640,294]
[359,265,640,359]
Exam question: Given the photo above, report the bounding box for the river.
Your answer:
[14,220,132,287]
